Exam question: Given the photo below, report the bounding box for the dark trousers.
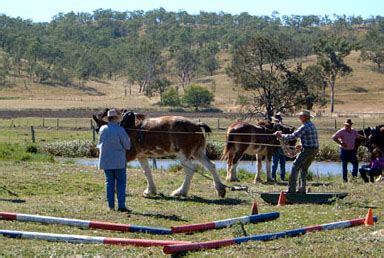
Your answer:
[340,149,358,182]
[359,165,382,183]
[272,148,286,181]
[288,147,319,193]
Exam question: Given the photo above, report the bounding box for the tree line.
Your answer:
[1,9,384,114]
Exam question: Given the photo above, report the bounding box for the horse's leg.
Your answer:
[254,154,263,183]
[194,149,226,198]
[226,151,240,182]
[227,149,244,182]
[226,151,234,182]
[171,155,195,197]
[138,158,157,197]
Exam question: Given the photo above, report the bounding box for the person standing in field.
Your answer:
[271,113,286,182]
[332,119,366,182]
[98,109,131,212]
[274,110,319,193]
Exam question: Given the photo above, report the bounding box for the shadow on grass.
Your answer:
[130,211,188,222]
[0,198,26,203]
[146,194,244,206]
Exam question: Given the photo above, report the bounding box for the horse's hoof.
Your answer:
[143,189,157,198]
[171,190,188,197]
[226,177,240,182]
[253,178,263,184]
[216,188,226,198]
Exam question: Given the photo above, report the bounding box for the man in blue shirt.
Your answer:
[98,109,131,212]
[275,110,319,193]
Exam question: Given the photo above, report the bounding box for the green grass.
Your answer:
[0,142,54,162]
[0,161,383,256]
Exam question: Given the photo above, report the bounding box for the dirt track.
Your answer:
[0,109,233,119]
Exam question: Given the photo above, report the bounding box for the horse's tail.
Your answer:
[197,122,212,134]
[221,132,235,161]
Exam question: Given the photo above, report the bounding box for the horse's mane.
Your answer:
[135,113,146,122]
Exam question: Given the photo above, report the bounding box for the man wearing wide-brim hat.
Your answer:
[98,109,132,212]
[332,118,366,182]
[274,110,319,193]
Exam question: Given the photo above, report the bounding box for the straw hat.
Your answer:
[297,110,313,117]
[107,109,119,117]
[344,119,353,126]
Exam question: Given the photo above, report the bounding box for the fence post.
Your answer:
[92,126,96,143]
[31,126,35,143]
[90,119,93,129]
[56,118,59,129]
[363,118,365,129]
[334,119,337,129]
[217,119,220,130]
[42,118,45,128]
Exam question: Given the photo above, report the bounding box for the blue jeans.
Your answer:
[104,169,127,209]
[272,148,286,181]
[340,149,358,182]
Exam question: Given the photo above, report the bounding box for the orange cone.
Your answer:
[251,200,258,215]
[277,191,286,206]
[364,208,374,226]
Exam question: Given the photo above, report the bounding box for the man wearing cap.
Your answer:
[274,110,319,193]
[98,109,131,212]
[332,119,365,182]
[272,113,286,182]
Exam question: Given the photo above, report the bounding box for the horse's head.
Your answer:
[369,127,384,152]
[279,124,297,146]
[120,111,136,129]
[120,111,147,129]
[92,108,109,133]
[92,108,125,133]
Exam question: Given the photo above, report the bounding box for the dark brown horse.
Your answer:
[93,109,226,198]
[221,120,295,183]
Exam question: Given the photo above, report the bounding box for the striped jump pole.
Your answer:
[0,212,171,235]
[0,229,190,247]
[171,212,280,234]
[163,216,378,254]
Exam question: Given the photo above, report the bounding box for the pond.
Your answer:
[75,158,362,177]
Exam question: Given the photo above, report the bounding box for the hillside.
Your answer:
[0,50,383,114]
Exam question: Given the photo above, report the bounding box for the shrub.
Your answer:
[26,144,38,154]
[41,140,98,158]
[182,84,214,111]
[162,87,180,108]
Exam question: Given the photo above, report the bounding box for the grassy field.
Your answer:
[0,51,384,113]
[0,160,383,256]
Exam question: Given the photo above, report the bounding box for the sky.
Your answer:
[1,0,383,22]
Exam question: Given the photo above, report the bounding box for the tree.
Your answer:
[162,87,180,108]
[360,29,384,70]
[227,36,325,117]
[145,77,171,104]
[314,37,354,113]
[182,84,214,111]
[199,42,220,76]
[126,37,165,93]
[173,47,199,91]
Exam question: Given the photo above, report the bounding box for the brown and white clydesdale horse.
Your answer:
[221,120,295,183]
[92,109,226,198]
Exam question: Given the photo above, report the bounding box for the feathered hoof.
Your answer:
[143,189,157,198]
[226,177,240,182]
[216,188,226,198]
[171,189,188,197]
